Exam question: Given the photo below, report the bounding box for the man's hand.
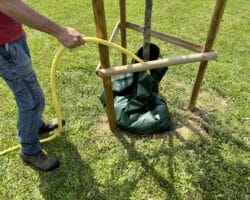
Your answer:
[56,27,85,49]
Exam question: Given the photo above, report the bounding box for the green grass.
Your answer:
[0,0,249,199]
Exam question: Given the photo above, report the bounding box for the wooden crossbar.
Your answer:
[126,21,203,53]
[96,51,217,77]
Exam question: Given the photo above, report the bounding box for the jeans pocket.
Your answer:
[0,43,18,64]
[0,45,10,60]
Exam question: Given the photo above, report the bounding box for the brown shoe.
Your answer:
[20,150,60,171]
[39,118,65,134]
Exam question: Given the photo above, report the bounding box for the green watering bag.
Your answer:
[100,44,172,134]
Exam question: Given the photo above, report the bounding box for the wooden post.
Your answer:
[188,0,228,110]
[143,0,153,61]
[92,0,116,131]
[119,0,127,65]
[95,21,120,72]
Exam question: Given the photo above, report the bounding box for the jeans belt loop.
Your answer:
[4,43,9,53]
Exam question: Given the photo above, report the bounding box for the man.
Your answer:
[0,0,85,171]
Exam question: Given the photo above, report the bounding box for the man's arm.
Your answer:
[0,0,84,48]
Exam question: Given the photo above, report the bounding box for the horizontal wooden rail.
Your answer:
[126,21,203,53]
[96,51,217,77]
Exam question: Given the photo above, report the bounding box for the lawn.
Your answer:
[0,0,249,199]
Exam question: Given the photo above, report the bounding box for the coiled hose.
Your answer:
[0,36,147,156]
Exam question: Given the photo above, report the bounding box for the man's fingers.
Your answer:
[57,27,85,49]
[79,37,85,45]
[78,34,85,45]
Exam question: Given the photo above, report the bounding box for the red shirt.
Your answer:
[0,12,23,45]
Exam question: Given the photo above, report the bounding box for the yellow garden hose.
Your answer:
[0,36,148,156]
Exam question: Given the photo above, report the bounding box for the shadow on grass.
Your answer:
[111,130,180,200]
[37,107,249,200]
[109,107,249,199]
[177,108,249,199]
[38,133,106,200]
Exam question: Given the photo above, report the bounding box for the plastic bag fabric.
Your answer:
[100,43,172,134]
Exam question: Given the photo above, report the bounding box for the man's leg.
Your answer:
[0,36,59,171]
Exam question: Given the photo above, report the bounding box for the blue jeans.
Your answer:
[0,35,44,155]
